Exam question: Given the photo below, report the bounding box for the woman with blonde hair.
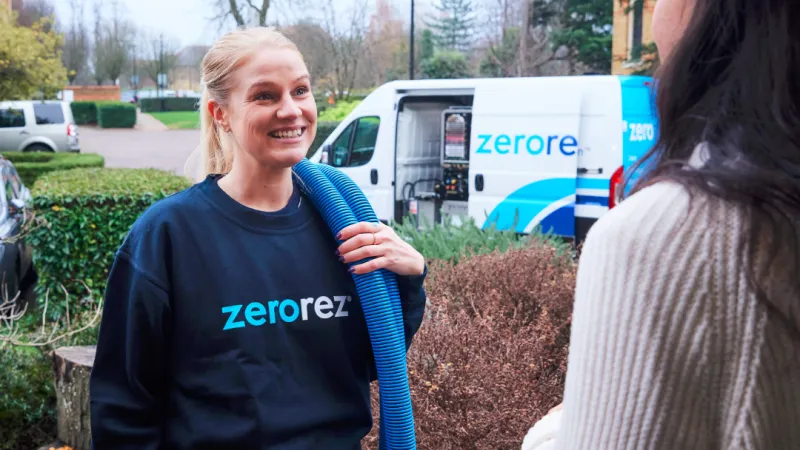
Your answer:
[89,27,428,449]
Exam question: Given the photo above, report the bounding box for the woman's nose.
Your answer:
[276,97,302,120]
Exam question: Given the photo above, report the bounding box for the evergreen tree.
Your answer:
[420,29,435,62]
[426,0,476,53]
[551,0,614,73]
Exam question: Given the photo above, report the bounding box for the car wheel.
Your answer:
[24,143,53,152]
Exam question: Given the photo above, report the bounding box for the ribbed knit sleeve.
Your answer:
[552,182,800,450]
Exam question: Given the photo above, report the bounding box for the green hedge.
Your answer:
[70,100,131,125]
[1,151,105,186]
[28,168,192,318]
[70,101,97,125]
[140,97,199,113]
[98,103,137,128]
[308,121,340,157]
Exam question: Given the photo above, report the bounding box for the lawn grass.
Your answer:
[150,111,200,129]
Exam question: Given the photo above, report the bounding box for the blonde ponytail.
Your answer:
[184,26,303,182]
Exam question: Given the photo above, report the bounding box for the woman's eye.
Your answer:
[295,86,309,96]
[254,92,273,101]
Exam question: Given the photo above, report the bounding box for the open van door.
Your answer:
[468,80,582,237]
[321,89,397,222]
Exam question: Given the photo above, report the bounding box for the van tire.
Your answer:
[24,143,53,152]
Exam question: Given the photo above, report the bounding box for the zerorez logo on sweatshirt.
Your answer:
[222,296,352,330]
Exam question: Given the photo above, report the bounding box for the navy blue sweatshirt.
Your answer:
[89,174,427,450]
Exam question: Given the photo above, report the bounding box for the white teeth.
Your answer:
[272,128,302,138]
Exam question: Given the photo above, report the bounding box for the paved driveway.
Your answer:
[78,126,200,176]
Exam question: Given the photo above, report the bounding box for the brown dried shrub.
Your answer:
[362,242,577,450]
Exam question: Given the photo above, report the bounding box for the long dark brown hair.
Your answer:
[625,0,800,317]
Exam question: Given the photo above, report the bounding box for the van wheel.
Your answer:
[24,144,53,152]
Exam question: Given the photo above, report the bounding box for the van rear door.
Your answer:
[322,88,397,222]
[468,80,581,237]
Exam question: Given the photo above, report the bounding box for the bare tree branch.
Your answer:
[214,0,271,27]
[227,0,246,26]
[0,281,102,349]
[61,0,90,84]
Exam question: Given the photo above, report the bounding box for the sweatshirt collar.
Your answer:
[198,174,313,233]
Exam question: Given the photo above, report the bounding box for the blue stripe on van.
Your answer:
[538,205,575,236]
[576,195,609,207]
[482,177,575,236]
[576,178,609,190]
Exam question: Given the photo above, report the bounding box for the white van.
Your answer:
[310,75,657,242]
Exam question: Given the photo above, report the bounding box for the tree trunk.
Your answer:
[518,0,531,76]
[52,346,96,450]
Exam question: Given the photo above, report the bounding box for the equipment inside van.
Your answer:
[313,75,657,242]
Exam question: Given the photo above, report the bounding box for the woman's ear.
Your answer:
[208,99,230,132]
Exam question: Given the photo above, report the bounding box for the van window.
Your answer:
[0,109,25,128]
[33,103,65,125]
[330,116,379,168]
[331,122,355,167]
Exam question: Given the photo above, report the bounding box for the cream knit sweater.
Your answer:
[542,179,800,450]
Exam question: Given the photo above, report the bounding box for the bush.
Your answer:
[307,121,340,157]
[362,243,576,449]
[422,51,472,79]
[0,347,57,450]
[139,97,200,113]
[97,102,136,128]
[70,100,131,125]
[28,167,192,318]
[70,101,97,125]
[318,100,361,122]
[1,151,105,186]
[392,216,570,264]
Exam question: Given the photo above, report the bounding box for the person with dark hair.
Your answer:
[522,0,799,448]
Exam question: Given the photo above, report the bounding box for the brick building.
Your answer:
[611,0,656,75]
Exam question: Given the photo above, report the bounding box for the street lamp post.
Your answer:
[409,0,415,80]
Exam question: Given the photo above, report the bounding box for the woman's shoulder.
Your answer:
[584,180,741,252]
[121,182,207,248]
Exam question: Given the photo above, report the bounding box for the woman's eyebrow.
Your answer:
[247,75,311,93]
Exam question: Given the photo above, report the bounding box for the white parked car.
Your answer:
[0,100,80,152]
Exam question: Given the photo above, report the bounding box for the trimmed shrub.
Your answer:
[70,101,97,125]
[1,151,105,186]
[28,167,192,318]
[362,243,576,449]
[70,100,132,125]
[97,102,136,128]
[140,97,200,113]
[308,120,340,157]
[392,216,571,263]
[1,151,54,163]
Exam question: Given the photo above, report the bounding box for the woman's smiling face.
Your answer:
[214,47,317,169]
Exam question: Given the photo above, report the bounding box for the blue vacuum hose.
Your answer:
[293,159,416,450]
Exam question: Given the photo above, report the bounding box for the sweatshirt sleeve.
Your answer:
[90,250,171,450]
[397,264,428,351]
[367,265,428,382]
[552,184,726,450]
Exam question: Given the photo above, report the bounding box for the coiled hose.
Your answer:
[293,158,416,450]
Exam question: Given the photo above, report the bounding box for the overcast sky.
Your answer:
[49,0,434,49]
